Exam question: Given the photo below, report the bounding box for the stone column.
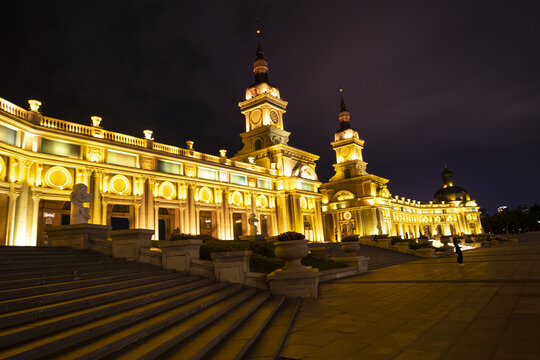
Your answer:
[6,186,20,246]
[92,169,103,225]
[221,188,231,239]
[30,192,41,246]
[134,199,141,229]
[154,200,160,240]
[188,184,197,234]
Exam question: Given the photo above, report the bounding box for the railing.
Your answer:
[41,117,93,136]
[1,96,276,175]
[103,131,147,147]
[0,98,28,120]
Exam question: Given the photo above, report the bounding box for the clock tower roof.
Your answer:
[245,31,280,100]
[334,89,359,141]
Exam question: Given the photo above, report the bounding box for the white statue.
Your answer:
[347,220,354,235]
[70,183,93,224]
[248,213,259,235]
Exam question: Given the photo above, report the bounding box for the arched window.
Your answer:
[254,139,262,150]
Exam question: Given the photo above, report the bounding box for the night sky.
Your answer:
[2,1,539,215]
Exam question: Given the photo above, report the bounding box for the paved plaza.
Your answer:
[281,234,540,359]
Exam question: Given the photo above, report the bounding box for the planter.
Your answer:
[341,241,360,256]
[274,239,309,271]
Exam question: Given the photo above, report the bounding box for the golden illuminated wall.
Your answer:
[0,96,326,245]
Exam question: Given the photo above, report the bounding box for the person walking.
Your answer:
[453,238,464,266]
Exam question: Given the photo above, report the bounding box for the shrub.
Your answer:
[276,231,305,241]
[409,242,422,250]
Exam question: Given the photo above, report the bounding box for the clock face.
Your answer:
[270,111,278,123]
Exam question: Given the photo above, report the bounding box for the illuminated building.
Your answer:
[320,92,483,241]
[0,38,324,246]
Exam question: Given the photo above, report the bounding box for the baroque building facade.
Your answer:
[0,39,324,246]
[0,39,482,247]
[320,93,483,241]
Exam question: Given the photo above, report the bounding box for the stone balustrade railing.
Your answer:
[0,96,276,175]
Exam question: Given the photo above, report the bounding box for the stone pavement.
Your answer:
[280,234,540,360]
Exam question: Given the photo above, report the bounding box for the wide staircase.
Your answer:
[0,246,299,360]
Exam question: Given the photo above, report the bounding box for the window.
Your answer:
[230,173,248,186]
[158,160,183,175]
[42,138,80,159]
[0,124,16,145]
[106,150,136,167]
[257,178,272,189]
[197,167,218,181]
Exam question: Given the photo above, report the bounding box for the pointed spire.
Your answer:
[339,87,347,112]
[256,30,264,59]
[253,21,269,85]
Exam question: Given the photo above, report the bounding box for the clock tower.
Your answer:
[235,35,290,155]
[329,91,368,181]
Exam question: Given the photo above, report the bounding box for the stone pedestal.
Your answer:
[46,224,111,255]
[332,255,369,273]
[110,229,153,261]
[211,250,252,284]
[267,268,319,298]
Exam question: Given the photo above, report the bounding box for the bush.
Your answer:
[250,253,285,274]
[409,242,422,250]
[276,231,305,241]
[302,254,348,271]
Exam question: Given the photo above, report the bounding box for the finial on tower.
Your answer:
[339,85,348,112]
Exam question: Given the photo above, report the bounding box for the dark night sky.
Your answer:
[2,1,539,214]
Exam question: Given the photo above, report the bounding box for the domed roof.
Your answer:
[433,165,471,204]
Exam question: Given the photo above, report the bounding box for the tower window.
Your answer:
[254,139,262,150]
[344,169,351,178]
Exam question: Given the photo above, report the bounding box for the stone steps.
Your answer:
[0,246,299,360]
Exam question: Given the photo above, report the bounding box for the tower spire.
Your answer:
[338,87,351,130]
[340,87,347,112]
[253,20,269,85]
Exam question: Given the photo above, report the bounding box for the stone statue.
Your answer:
[70,183,93,224]
[248,213,258,235]
[347,220,354,235]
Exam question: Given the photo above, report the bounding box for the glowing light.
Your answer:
[219,149,227,157]
[299,196,307,209]
[343,211,352,220]
[159,181,176,200]
[229,191,243,206]
[198,187,213,203]
[109,175,131,195]
[256,195,268,208]
[44,166,72,190]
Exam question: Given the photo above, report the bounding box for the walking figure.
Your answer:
[453,238,463,266]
